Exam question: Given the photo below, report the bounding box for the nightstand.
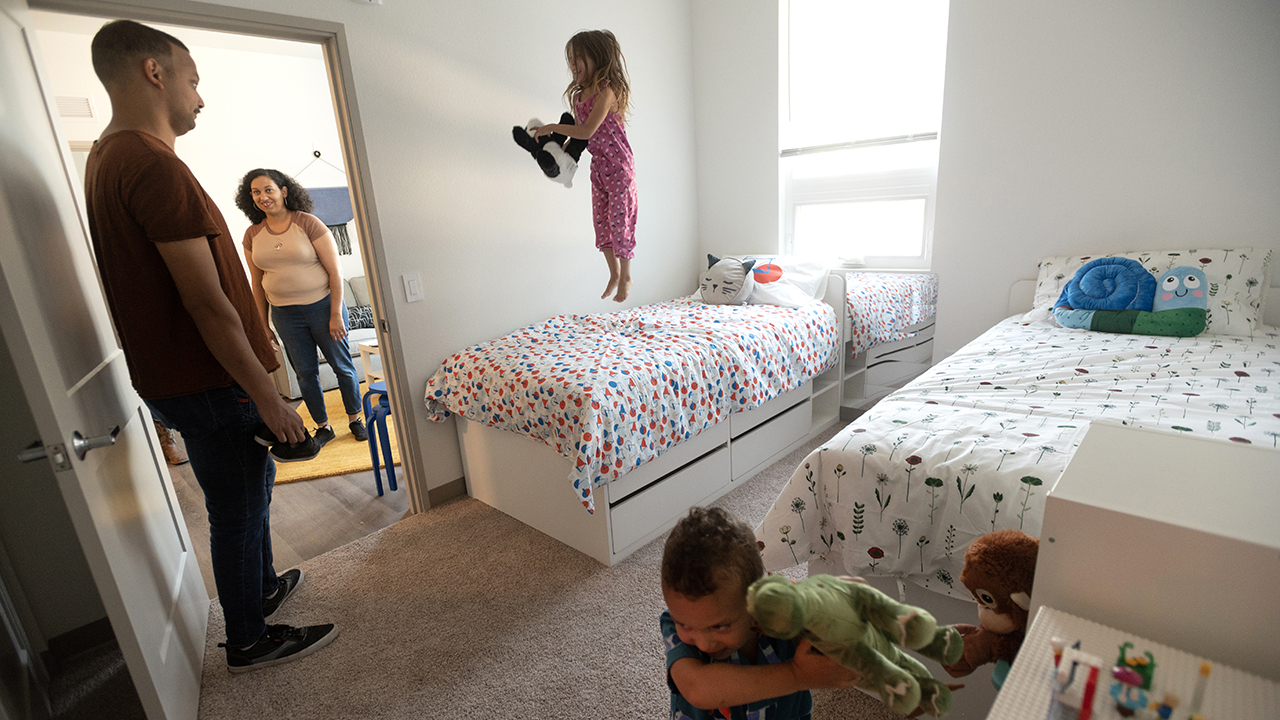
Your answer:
[1030,421,1280,680]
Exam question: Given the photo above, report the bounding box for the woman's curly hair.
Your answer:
[234,168,313,224]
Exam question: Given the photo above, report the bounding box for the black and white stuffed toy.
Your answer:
[512,111,589,188]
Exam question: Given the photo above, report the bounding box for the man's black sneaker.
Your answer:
[220,623,338,673]
[268,431,321,463]
[262,568,304,619]
[253,424,279,447]
[313,425,336,447]
[349,419,369,442]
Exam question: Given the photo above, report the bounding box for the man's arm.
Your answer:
[668,638,860,710]
[157,237,306,444]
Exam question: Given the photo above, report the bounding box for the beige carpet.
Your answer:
[276,386,401,484]
[197,423,911,719]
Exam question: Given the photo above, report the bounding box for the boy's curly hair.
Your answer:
[234,168,313,225]
[661,507,764,600]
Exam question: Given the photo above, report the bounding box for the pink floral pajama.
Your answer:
[575,89,637,259]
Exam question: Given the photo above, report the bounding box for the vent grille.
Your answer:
[56,96,94,119]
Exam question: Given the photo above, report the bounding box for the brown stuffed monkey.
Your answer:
[941,529,1039,678]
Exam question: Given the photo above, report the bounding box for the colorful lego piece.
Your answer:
[1110,665,1148,716]
[1188,662,1211,719]
[1150,692,1179,719]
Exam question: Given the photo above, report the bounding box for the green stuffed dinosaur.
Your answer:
[747,574,964,717]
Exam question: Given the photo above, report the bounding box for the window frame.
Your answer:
[781,138,938,270]
[777,0,947,270]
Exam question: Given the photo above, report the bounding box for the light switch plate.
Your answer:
[403,272,423,303]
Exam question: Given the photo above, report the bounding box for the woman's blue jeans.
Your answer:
[147,385,278,648]
[272,295,362,426]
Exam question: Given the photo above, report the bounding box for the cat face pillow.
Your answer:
[700,254,756,305]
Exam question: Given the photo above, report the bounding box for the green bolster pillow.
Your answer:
[1091,307,1207,337]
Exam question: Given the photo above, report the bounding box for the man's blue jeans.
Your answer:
[147,384,278,648]
[272,294,362,426]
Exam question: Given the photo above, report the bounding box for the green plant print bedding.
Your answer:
[756,317,1280,601]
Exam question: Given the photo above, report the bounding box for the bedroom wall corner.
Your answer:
[931,0,1280,360]
[691,0,780,260]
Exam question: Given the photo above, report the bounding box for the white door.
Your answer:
[0,3,207,720]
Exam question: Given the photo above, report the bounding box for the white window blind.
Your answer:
[782,0,949,152]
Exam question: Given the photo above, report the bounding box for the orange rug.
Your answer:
[275,385,401,484]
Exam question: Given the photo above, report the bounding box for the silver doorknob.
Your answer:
[72,426,119,460]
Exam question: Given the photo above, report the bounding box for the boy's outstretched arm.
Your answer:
[669,638,860,711]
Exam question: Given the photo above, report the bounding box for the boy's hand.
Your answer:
[790,638,861,690]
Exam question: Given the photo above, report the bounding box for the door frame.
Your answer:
[28,0,429,514]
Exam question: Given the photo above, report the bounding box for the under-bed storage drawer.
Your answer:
[865,330,934,389]
[729,382,812,438]
[730,399,812,480]
[610,447,731,552]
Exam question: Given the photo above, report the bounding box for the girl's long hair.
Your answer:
[563,29,631,121]
[235,168,313,224]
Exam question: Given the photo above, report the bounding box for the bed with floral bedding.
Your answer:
[846,271,938,358]
[425,295,841,514]
[758,248,1278,599]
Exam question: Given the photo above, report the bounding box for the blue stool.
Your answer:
[361,380,397,495]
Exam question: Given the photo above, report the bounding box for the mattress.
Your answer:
[425,296,840,513]
[756,316,1280,599]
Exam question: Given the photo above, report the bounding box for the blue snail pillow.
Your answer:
[1053,257,1208,337]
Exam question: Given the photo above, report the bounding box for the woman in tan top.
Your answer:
[237,168,366,447]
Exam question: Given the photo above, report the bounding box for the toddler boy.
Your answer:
[660,507,860,719]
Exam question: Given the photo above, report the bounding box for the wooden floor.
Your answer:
[167,438,411,594]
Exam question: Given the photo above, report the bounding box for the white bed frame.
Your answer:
[455,272,850,566]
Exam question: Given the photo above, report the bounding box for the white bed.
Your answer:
[761,289,1279,584]
[756,262,1280,713]
[425,272,852,565]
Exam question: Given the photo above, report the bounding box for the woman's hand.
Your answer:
[533,124,557,138]
[330,314,347,343]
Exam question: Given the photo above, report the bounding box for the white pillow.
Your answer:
[1033,248,1272,337]
[742,255,832,308]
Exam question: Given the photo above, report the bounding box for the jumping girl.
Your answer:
[535,29,637,302]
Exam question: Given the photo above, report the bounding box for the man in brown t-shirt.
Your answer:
[84,20,338,672]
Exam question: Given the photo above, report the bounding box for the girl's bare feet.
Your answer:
[613,276,632,302]
[600,275,619,300]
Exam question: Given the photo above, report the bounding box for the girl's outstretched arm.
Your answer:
[534,86,615,140]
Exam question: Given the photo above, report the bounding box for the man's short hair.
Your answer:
[91,19,189,89]
[661,507,765,600]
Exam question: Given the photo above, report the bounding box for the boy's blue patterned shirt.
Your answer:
[660,610,813,720]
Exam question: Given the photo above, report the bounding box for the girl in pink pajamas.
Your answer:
[534,30,637,302]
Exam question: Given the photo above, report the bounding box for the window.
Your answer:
[780,0,949,269]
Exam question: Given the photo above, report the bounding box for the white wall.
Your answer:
[32,15,370,286]
[691,0,778,258]
[931,0,1280,358]
[690,0,1280,361]
[39,1,702,493]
